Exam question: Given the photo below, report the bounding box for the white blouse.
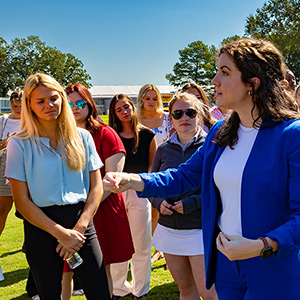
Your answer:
[213,124,259,236]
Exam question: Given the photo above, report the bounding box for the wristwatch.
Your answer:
[258,237,273,259]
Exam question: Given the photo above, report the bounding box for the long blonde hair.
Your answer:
[137,84,164,117]
[18,73,86,171]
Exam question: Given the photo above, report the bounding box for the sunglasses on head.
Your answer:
[69,100,87,109]
[171,108,198,120]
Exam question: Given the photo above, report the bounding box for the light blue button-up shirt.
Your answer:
[5,128,103,207]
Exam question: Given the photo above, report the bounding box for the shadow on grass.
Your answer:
[0,267,29,287]
[0,248,23,258]
[10,293,30,300]
[120,281,179,300]
[151,263,167,271]
[148,281,179,299]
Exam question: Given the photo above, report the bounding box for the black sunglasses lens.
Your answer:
[186,109,197,118]
[172,110,184,120]
[172,109,197,120]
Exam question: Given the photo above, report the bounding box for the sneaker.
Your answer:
[151,250,164,264]
[112,293,132,299]
[133,294,147,299]
[0,264,4,281]
[72,289,84,295]
[31,296,40,300]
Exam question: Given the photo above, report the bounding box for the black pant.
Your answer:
[24,202,110,300]
[26,269,38,297]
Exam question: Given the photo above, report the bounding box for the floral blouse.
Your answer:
[152,113,172,146]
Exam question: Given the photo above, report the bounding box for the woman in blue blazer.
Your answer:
[103,39,300,300]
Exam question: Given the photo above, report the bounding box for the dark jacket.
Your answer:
[150,128,206,229]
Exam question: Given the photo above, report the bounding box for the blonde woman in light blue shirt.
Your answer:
[5,73,110,300]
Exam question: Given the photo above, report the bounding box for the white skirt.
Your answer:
[152,223,204,255]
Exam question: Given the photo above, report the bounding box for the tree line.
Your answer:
[1,0,298,97]
[166,0,300,88]
[0,36,91,96]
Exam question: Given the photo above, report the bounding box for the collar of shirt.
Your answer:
[169,127,203,151]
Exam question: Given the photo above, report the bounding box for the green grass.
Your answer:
[0,208,179,299]
[101,115,109,125]
[0,115,179,299]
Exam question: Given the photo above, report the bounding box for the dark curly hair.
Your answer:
[214,38,299,148]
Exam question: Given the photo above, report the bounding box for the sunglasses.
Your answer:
[171,109,198,120]
[69,100,87,109]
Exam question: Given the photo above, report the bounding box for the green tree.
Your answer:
[8,36,49,88]
[61,53,92,86]
[221,35,242,46]
[0,38,13,96]
[166,41,217,87]
[0,35,91,96]
[245,0,300,80]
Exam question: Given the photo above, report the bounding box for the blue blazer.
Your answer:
[139,119,300,291]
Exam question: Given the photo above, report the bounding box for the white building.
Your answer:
[89,85,175,114]
[0,85,176,114]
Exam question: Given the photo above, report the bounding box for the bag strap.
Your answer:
[0,114,9,140]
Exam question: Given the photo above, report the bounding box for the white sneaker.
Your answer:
[72,289,84,295]
[0,264,4,281]
[31,296,40,300]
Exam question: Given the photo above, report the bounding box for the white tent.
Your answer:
[89,85,176,98]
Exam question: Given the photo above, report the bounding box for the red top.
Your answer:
[93,125,126,177]
[93,125,134,265]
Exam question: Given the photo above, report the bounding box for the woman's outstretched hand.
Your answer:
[103,172,145,193]
[103,172,131,193]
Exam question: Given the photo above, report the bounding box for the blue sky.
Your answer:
[1,0,266,86]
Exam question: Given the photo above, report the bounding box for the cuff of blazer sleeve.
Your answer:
[136,172,153,198]
[265,231,293,259]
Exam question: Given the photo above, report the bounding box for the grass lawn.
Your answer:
[0,208,179,299]
[101,115,109,125]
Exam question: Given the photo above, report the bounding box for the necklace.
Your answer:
[142,115,155,121]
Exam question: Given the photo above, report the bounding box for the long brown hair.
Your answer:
[109,94,142,153]
[65,83,104,135]
[181,82,216,129]
[214,38,299,148]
